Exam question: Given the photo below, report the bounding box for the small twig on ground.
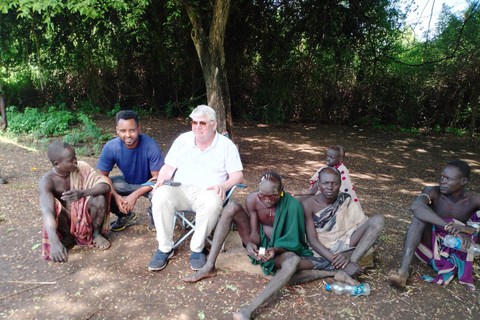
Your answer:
[371,298,398,304]
[137,264,150,272]
[0,272,72,301]
[0,284,45,301]
[399,298,412,306]
[6,281,56,285]
[445,287,461,300]
[85,308,102,320]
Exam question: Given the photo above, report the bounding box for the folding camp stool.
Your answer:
[172,183,247,249]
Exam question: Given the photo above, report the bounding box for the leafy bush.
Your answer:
[64,114,112,145]
[6,105,76,136]
[5,105,111,155]
[445,127,466,136]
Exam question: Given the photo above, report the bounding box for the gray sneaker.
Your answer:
[148,249,174,271]
[110,212,138,231]
[190,250,207,270]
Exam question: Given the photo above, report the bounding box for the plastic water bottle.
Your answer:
[443,235,480,256]
[325,282,370,296]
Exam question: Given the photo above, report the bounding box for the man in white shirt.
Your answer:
[149,105,244,271]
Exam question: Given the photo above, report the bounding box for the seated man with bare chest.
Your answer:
[39,141,111,262]
[388,160,480,289]
[183,171,355,319]
[301,167,384,280]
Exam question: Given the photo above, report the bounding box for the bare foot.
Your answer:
[233,310,249,320]
[183,267,217,283]
[387,269,408,287]
[334,269,360,286]
[93,235,110,250]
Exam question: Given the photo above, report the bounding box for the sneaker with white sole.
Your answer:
[110,212,138,232]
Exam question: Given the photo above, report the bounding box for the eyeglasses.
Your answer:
[190,120,212,127]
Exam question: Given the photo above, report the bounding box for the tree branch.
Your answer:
[384,1,479,67]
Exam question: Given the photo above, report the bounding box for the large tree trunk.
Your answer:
[181,0,234,140]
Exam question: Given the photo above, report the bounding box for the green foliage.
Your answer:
[108,102,121,116]
[445,127,467,136]
[5,106,111,155]
[1,0,479,134]
[164,94,207,118]
[63,113,112,145]
[7,105,76,136]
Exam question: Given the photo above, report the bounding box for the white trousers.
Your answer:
[152,184,223,253]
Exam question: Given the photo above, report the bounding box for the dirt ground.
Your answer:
[1,115,479,320]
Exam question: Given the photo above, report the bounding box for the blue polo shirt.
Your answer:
[97,134,164,184]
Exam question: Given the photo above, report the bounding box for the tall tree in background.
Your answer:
[177,0,234,138]
[436,3,480,142]
[1,0,479,141]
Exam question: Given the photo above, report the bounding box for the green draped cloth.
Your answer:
[250,192,313,275]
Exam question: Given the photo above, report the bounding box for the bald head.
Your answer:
[319,167,341,183]
[47,141,72,164]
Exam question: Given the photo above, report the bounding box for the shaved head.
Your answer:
[47,141,72,164]
[319,166,341,183]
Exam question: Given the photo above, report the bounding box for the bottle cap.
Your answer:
[325,284,331,291]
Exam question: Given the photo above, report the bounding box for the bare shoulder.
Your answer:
[300,195,316,214]
[38,171,55,196]
[421,186,440,200]
[39,171,54,188]
[465,190,480,206]
[246,191,258,202]
[245,191,259,208]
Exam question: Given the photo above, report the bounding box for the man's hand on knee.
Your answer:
[61,189,85,202]
[123,193,139,213]
[207,185,226,201]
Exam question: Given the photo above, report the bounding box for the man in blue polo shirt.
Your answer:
[97,110,164,232]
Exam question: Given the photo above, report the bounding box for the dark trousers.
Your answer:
[110,176,153,218]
